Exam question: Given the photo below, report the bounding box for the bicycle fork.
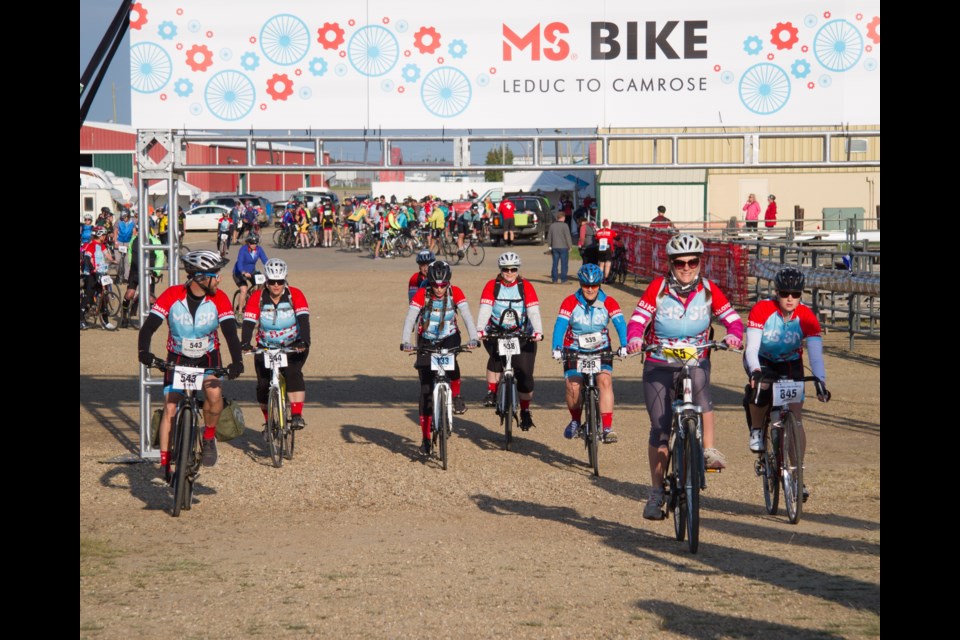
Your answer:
[432,382,452,438]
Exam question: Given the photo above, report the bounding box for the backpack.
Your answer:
[150,397,246,446]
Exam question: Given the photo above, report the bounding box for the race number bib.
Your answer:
[100,275,113,286]
[182,337,210,358]
[117,245,128,254]
[772,381,804,406]
[219,233,228,241]
[599,239,609,251]
[263,351,288,369]
[498,337,521,356]
[576,355,602,374]
[578,332,603,350]
[171,366,205,391]
[431,353,456,371]
[254,274,267,285]
[662,343,698,363]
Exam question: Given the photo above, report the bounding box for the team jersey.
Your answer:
[747,299,821,363]
[409,286,468,341]
[150,285,234,356]
[408,271,428,302]
[553,290,628,352]
[596,228,616,252]
[116,220,136,243]
[478,278,541,334]
[234,245,269,275]
[243,287,310,347]
[627,276,743,361]
[81,240,109,274]
[217,218,231,233]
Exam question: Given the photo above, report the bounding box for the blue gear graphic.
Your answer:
[790,59,812,79]
[158,21,177,40]
[402,63,421,83]
[448,39,467,59]
[743,36,763,56]
[174,78,194,97]
[240,52,260,71]
[308,58,328,77]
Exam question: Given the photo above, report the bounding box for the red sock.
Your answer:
[602,412,613,429]
[520,400,530,411]
[570,407,582,422]
[487,382,497,393]
[420,416,433,439]
[160,450,170,466]
[203,426,216,440]
[261,407,268,421]
[450,379,461,396]
[291,402,303,416]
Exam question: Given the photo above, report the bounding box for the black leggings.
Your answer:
[416,334,461,417]
[254,349,308,404]
[484,339,537,393]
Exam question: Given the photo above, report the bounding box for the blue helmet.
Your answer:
[416,249,435,265]
[578,263,604,285]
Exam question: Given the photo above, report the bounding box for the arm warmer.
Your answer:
[805,336,826,382]
[457,300,479,341]
[526,304,543,335]
[744,327,763,373]
[475,302,493,333]
[401,305,420,344]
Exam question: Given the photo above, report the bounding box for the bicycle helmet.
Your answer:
[577,263,604,285]
[416,249,435,265]
[91,226,107,238]
[181,250,228,275]
[498,251,522,268]
[774,267,805,292]
[665,233,704,256]
[427,260,452,284]
[246,234,260,244]
[264,258,288,281]
[84,214,94,222]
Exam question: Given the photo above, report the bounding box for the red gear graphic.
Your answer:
[866,17,880,44]
[413,26,441,54]
[185,44,214,72]
[317,22,345,50]
[770,22,799,50]
[266,73,294,101]
[129,2,148,30]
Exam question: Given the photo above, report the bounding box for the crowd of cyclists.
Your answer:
[82,194,832,523]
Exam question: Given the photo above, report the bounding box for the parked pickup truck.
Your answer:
[489,194,553,245]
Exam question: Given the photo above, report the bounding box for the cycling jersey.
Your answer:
[627,276,743,361]
[476,277,543,335]
[596,228,616,253]
[243,286,309,347]
[498,200,515,220]
[408,271,428,302]
[553,289,628,352]
[234,245,269,275]
[80,224,93,243]
[150,284,234,355]
[744,299,825,381]
[80,240,110,275]
[116,220,136,243]
[403,286,478,343]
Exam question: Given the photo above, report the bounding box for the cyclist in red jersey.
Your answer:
[595,219,617,283]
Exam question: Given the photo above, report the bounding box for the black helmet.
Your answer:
[416,249,435,265]
[774,267,805,292]
[427,260,452,284]
[246,234,260,244]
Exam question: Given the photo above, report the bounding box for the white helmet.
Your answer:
[498,251,521,268]
[264,258,288,281]
[665,234,704,256]
[181,250,229,275]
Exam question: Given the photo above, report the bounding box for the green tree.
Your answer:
[485,147,514,182]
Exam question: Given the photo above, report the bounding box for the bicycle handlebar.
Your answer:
[150,358,230,378]
[751,372,824,405]
[641,340,739,355]
[243,346,305,356]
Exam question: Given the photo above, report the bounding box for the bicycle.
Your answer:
[245,346,302,467]
[217,228,231,257]
[82,273,122,330]
[484,324,529,451]
[645,340,734,553]
[272,225,296,249]
[608,245,628,285]
[233,271,265,321]
[411,342,471,470]
[752,372,822,524]
[453,232,485,267]
[149,359,229,517]
[561,347,615,477]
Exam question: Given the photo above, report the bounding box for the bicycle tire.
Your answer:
[763,421,780,515]
[266,386,283,468]
[616,262,627,285]
[396,238,413,258]
[683,416,702,553]
[466,242,485,266]
[437,389,449,470]
[171,406,195,517]
[272,228,285,248]
[232,289,244,322]
[782,412,803,524]
[282,388,295,460]
[587,388,600,477]
[100,290,122,330]
[500,378,513,451]
[218,235,229,257]
[671,421,686,542]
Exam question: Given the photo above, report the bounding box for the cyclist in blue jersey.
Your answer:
[80,214,94,244]
[233,235,269,315]
[115,210,137,280]
[137,251,244,478]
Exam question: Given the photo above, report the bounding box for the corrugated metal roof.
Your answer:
[598,169,706,184]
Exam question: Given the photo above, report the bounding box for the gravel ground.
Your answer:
[80,238,880,639]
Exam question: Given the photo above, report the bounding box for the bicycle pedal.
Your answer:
[706,467,722,473]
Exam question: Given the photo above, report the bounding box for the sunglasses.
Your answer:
[432,282,450,288]
[195,272,221,280]
[581,283,600,290]
[267,279,285,286]
[501,267,519,273]
[672,258,701,269]
[778,290,802,299]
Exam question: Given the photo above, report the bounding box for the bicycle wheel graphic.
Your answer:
[130,43,172,93]
[814,19,863,72]
[204,70,256,121]
[739,63,790,115]
[348,25,399,77]
[260,14,310,65]
[421,67,471,118]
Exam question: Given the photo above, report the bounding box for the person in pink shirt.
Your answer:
[742,194,760,229]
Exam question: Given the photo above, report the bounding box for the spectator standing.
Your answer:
[764,195,778,228]
[650,205,675,230]
[742,194,760,229]
[548,212,574,284]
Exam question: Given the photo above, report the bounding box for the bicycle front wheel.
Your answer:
[782,412,803,524]
[587,388,601,477]
[762,422,780,515]
[171,406,196,517]
[671,422,686,542]
[683,416,702,553]
[266,386,284,468]
[101,290,122,330]
[466,242,485,266]
[437,389,450,470]
[232,289,244,322]
[499,379,513,451]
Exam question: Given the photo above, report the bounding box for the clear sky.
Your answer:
[80,0,132,124]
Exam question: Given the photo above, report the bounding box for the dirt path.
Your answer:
[80,241,880,639]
